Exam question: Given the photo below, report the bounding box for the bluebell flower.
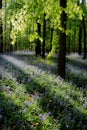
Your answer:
[65,116,69,121]
[9,102,14,107]
[0,114,3,119]
[0,108,2,113]
[66,124,69,128]
[3,126,7,129]
[83,125,87,129]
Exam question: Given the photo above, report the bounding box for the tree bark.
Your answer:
[3,0,7,52]
[50,27,53,51]
[78,26,82,55]
[36,22,41,57]
[42,13,46,59]
[82,0,86,59]
[68,36,70,54]
[0,0,3,53]
[82,16,86,59]
[58,0,67,78]
[78,0,82,55]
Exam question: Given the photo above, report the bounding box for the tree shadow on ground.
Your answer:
[66,57,87,89]
[12,53,87,89]
[0,92,32,130]
[0,54,87,130]
[66,57,87,71]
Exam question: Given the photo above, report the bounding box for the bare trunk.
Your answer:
[83,16,86,59]
[82,0,86,59]
[50,27,53,51]
[78,26,82,55]
[58,0,67,78]
[36,22,41,57]
[42,13,46,59]
[0,0,3,53]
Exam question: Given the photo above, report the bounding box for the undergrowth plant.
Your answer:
[0,53,87,130]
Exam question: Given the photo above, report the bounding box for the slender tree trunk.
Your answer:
[9,22,13,51]
[77,1,82,55]
[68,36,70,54]
[82,16,86,59]
[50,27,53,51]
[0,0,3,53]
[58,0,67,78]
[36,22,41,57]
[82,0,86,59]
[74,29,76,52]
[78,26,82,55]
[4,0,7,52]
[42,13,46,59]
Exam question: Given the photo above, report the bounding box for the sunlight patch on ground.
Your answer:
[12,51,35,55]
[0,53,87,129]
[67,53,87,63]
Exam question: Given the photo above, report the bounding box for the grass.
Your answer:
[0,52,87,130]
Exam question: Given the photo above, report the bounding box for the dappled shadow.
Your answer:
[0,92,32,130]
[66,57,87,88]
[66,69,87,88]
[0,53,87,129]
[67,57,87,71]
[6,53,87,88]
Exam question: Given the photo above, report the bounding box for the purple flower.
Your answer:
[65,116,69,121]
[83,125,87,129]
[0,114,3,119]
[66,124,69,128]
[0,108,2,113]
[3,126,7,129]
[9,102,14,107]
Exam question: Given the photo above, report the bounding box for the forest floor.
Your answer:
[0,51,87,130]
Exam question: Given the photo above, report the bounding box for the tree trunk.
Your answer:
[0,0,3,53]
[50,27,53,51]
[82,0,86,59]
[77,0,82,55]
[36,22,41,57]
[42,13,46,59]
[68,36,70,54]
[78,26,82,55]
[4,0,7,52]
[82,16,86,59]
[9,22,13,51]
[58,0,67,78]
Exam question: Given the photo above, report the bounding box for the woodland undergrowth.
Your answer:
[0,52,87,130]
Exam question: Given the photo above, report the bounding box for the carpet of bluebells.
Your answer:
[0,52,87,130]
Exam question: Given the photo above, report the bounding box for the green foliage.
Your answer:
[47,31,58,58]
[67,1,83,20]
[2,0,87,52]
